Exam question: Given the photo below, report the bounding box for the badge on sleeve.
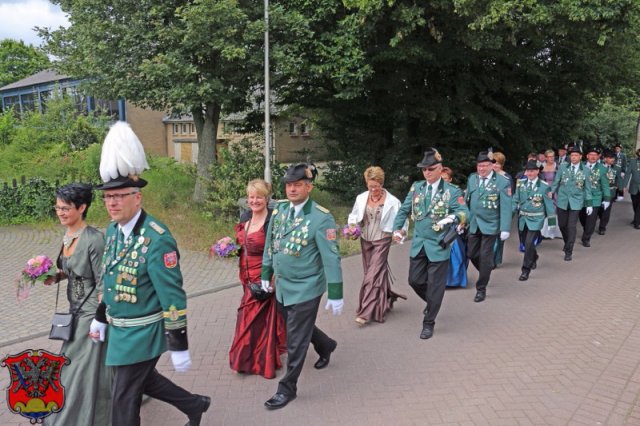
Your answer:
[457,196,465,205]
[164,251,178,268]
[326,228,337,241]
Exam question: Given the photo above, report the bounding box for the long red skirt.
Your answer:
[229,283,287,379]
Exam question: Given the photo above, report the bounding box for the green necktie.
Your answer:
[116,228,125,253]
[425,184,433,207]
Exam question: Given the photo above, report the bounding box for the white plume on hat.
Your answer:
[99,121,150,183]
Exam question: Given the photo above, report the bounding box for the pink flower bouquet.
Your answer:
[342,224,362,240]
[15,255,56,302]
[210,236,240,258]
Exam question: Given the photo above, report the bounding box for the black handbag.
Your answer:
[248,282,272,301]
[244,216,273,302]
[438,224,459,249]
[49,275,94,342]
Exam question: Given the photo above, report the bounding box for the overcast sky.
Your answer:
[0,0,68,47]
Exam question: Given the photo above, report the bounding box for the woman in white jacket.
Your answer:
[348,166,407,325]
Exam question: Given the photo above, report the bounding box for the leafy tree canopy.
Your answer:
[0,39,50,87]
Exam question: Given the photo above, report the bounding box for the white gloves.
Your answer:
[261,279,273,292]
[602,201,610,210]
[586,207,593,215]
[325,299,344,316]
[89,319,107,343]
[171,350,192,372]
[500,231,510,241]
[436,215,456,226]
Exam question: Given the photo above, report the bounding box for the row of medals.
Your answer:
[104,229,151,304]
[278,216,310,257]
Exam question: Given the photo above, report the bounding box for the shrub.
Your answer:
[205,138,284,219]
[0,177,57,224]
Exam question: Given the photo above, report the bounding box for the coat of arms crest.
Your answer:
[2,349,69,423]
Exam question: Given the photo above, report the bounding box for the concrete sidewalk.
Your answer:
[1,201,640,425]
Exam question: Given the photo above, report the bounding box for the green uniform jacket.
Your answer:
[604,164,623,194]
[393,179,469,261]
[623,158,640,195]
[512,179,555,231]
[465,172,512,235]
[584,162,612,205]
[550,162,593,210]
[262,199,343,306]
[101,210,188,366]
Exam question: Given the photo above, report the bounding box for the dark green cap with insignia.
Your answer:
[283,163,318,183]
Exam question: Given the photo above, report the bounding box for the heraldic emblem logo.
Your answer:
[1,349,69,423]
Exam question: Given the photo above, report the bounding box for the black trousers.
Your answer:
[467,231,498,292]
[521,226,540,271]
[408,248,449,326]
[579,206,600,243]
[277,295,334,397]
[632,193,640,226]
[112,357,202,426]
[557,207,580,252]
[597,202,613,231]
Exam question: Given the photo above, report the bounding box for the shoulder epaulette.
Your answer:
[315,204,330,214]
[149,221,166,234]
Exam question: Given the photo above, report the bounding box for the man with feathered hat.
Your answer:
[392,149,468,339]
[464,150,513,302]
[88,121,210,426]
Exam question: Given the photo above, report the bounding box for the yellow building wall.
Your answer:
[126,103,167,156]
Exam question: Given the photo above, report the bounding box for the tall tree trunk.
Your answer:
[192,102,221,203]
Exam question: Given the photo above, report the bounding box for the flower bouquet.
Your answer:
[15,255,57,302]
[210,236,240,259]
[342,224,362,240]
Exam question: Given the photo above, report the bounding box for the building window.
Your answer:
[182,124,187,134]
[300,123,310,136]
[3,96,20,117]
[173,124,179,135]
[95,99,119,119]
[289,122,297,135]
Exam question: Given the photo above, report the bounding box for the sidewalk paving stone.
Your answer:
[0,201,639,425]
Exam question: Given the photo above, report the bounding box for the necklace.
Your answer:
[369,191,384,204]
[63,227,85,249]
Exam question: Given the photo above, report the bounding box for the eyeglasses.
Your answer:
[422,166,440,172]
[102,192,138,202]
[54,206,74,213]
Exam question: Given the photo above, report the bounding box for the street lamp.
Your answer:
[263,0,272,184]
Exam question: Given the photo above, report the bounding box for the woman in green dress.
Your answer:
[45,183,112,426]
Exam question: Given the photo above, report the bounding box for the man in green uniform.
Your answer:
[550,146,593,261]
[614,143,628,200]
[392,149,468,339]
[579,146,611,247]
[89,122,210,426]
[465,151,512,302]
[622,148,640,229]
[597,149,623,235]
[261,163,343,409]
[512,161,556,281]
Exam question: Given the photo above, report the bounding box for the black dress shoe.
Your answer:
[474,291,486,303]
[185,395,211,426]
[635,225,640,230]
[264,393,296,410]
[519,269,530,281]
[582,240,591,247]
[531,254,539,270]
[419,324,434,340]
[314,340,337,369]
[564,252,572,261]
[597,229,605,235]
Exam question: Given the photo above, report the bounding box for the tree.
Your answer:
[40,0,368,202]
[0,39,50,87]
[287,0,640,179]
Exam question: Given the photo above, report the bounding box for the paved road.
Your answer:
[1,201,639,425]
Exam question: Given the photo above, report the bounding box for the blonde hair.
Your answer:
[246,179,272,199]
[493,152,506,166]
[363,166,385,185]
